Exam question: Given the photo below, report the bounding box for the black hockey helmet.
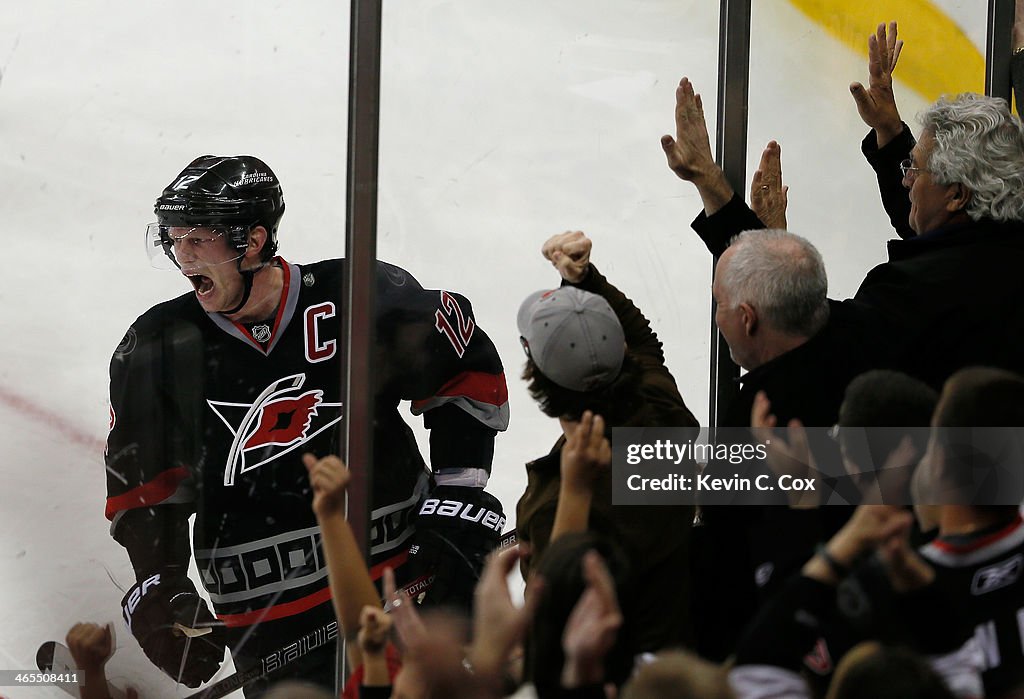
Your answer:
[154,155,285,261]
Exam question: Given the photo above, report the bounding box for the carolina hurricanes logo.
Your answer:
[208,374,343,486]
[244,391,322,450]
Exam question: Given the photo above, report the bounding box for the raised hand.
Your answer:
[560,411,611,495]
[66,622,114,675]
[804,504,914,584]
[561,551,622,688]
[469,547,542,681]
[661,77,717,183]
[357,605,392,657]
[878,519,935,593]
[824,505,915,576]
[382,566,428,653]
[751,391,819,509]
[750,141,789,229]
[661,77,734,213]
[1015,0,1024,51]
[541,231,593,283]
[849,21,904,146]
[302,453,350,519]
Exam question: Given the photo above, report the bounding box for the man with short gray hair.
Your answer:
[714,229,829,373]
[694,228,873,661]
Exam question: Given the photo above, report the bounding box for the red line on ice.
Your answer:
[0,386,106,453]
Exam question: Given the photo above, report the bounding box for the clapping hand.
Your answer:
[751,391,819,508]
[561,551,622,688]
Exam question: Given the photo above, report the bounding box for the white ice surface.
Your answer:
[0,1,986,696]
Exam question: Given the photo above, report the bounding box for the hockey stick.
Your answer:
[36,529,519,699]
[189,528,518,698]
[185,618,340,699]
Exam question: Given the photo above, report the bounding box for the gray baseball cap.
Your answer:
[517,286,625,392]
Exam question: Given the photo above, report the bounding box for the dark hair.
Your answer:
[838,370,939,472]
[829,644,956,699]
[931,367,1024,509]
[525,532,633,694]
[523,353,643,423]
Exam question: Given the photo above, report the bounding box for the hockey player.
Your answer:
[104,155,509,692]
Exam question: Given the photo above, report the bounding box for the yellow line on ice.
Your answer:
[787,0,985,101]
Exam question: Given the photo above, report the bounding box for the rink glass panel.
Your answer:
[1,2,725,696]
[746,0,989,303]
[8,0,991,695]
[376,0,722,503]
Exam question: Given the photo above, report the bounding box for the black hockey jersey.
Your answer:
[919,514,1024,697]
[105,258,508,629]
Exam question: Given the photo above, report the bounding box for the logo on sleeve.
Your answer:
[971,554,1022,595]
[115,328,137,358]
[208,374,343,486]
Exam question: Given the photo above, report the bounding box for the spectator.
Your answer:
[729,504,983,699]
[827,644,960,699]
[833,370,938,509]
[753,369,938,511]
[911,367,1024,696]
[466,547,542,697]
[515,231,698,656]
[665,23,1024,391]
[559,549,626,697]
[262,681,334,699]
[678,224,865,660]
[661,79,877,429]
[526,532,630,696]
[709,228,856,426]
[620,650,730,699]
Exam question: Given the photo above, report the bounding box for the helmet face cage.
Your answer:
[145,222,252,271]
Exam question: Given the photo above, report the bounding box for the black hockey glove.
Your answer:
[405,485,506,613]
[120,573,226,687]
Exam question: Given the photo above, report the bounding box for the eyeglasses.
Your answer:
[899,158,927,180]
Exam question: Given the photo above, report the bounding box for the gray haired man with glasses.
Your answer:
[664,21,1024,390]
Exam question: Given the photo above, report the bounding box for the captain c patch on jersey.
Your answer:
[208,373,343,486]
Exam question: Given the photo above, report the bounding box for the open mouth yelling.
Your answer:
[187,273,215,297]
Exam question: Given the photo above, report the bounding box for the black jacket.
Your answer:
[858,125,1024,388]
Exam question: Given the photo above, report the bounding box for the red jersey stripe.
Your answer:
[368,549,410,580]
[104,466,191,520]
[217,585,333,627]
[411,371,508,411]
[931,514,1024,554]
[216,548,411,627]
